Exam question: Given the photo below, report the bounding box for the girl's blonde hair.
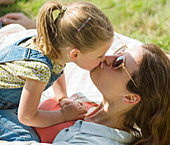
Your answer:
[35,1,113,61]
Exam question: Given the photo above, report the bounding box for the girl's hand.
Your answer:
[59,98,87,109]
[60,103,87,121]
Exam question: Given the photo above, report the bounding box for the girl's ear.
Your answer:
[69,48,81,61]
[122,93,141,104]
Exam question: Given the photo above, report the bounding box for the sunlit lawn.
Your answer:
[0,0,169,53]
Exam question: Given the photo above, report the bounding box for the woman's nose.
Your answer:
[104,55,118,66]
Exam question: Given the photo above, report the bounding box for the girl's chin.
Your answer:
[90,67,99,80]
[91,63,101,72]
[90,66,98,74]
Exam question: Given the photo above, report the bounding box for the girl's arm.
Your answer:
[52,72,86,108]
[52,72,68,102]
[18,78,87,127]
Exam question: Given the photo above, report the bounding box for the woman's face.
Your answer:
[90,46,143,99]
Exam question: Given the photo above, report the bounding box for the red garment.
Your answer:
[32,97,98,143]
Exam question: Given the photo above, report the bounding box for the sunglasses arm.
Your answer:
[122,66,138,88]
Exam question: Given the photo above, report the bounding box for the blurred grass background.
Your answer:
[0,0,169,53]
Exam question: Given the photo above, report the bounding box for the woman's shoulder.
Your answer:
[52,120,134,145]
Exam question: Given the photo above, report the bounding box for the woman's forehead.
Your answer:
[124,46,143,65]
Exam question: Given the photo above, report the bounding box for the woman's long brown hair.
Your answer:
[125,44,170,145]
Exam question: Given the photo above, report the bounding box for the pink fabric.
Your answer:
[33,97,98,143]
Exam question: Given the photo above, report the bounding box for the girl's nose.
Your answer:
[104,55,118,66]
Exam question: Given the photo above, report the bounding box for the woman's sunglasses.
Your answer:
[113,45,137,88]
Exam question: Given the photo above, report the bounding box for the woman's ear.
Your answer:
[122,93,141,104]
[69,48,81,61]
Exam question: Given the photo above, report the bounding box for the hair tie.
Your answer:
[60,6,67,13]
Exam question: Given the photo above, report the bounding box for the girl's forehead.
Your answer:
[92,39,113,52]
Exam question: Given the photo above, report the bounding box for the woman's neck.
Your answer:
[85,100,127,131]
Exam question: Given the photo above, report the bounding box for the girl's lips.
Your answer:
[99,62,103,69]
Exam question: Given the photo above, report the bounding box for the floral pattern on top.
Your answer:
[0,38,64,89]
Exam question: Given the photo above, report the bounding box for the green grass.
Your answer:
[0,0,169,53]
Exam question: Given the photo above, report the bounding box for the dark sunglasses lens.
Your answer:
[115,46,126,54]
[113,55,124,68]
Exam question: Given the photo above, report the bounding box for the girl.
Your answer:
[0,0,113,142]
[4,44,169,145]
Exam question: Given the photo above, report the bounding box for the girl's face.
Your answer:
[74,38,113,71]
[90,46,143,99]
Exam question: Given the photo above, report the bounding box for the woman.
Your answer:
[1,44,170,145]
[89,44,170,145]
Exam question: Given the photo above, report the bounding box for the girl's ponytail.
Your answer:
[36,1,65,61]
[35,1,113,62]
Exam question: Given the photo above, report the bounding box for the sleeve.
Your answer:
[13,60,51,83]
